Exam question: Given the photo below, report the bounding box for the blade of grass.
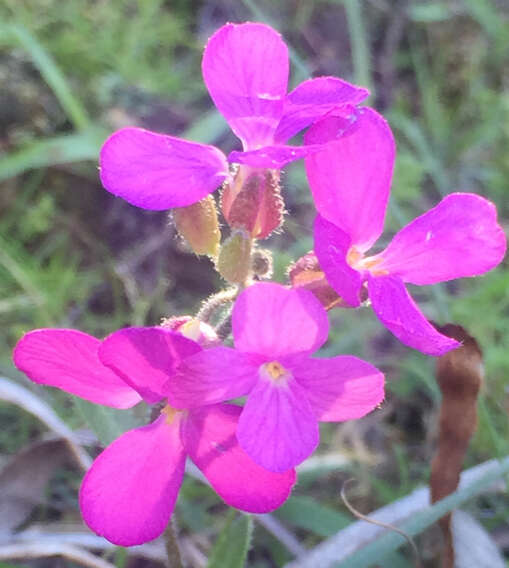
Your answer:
[2,23,90,130]
[0,127,107,181]
[342,0,373,93]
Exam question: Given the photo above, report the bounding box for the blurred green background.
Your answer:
[1,1,508,566]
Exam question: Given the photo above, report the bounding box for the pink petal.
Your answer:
[80,416,186,546]
[166,347,259,409]
[368,274,460,356]
[313,215,363,307]
[305,107,395,251]
[99,327,201,405]
[237,378,319,472]
[375,193,507,284]
[274,76,370,143]
[232,282,329,358]
[99,128,229,210]
[13,329,140,409]
[289,355,384,421]
[228,143,322,169]
[183,404,296,512]
[202,22,288,149]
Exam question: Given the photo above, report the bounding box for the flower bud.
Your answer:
[173,195,220,257]
[216,229,252,284]
[161,315,220,348]
[289,252,352,310]
[222,165,284,239]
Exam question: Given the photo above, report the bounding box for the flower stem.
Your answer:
[164,520,183,568]
[196,287,238,323]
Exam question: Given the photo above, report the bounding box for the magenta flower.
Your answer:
[305,109,507,356]
[99,22,369,210]
[166,282,385,472]
[13,327,296,546]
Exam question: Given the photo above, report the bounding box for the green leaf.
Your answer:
[74,398,141,446]
[276,496,350,537]
[0,127,107,182]
[335,456,509,567]
[208,512,253,568]
[2,23,90,129]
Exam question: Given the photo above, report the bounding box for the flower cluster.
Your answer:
[12,21,506,548]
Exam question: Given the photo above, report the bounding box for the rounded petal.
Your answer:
[290,356,384,421]
[166,347,259,408]
[274,76,370,143]
[80,416,186,546]
[99,128,229,210]
[228,143,322,169]
[232,282,329,358]
[183,404,296,512]
[368,274,460,356]
[313,215,363,307]
[237,378,319,472]
[375,193,507,284]
[99,327,201,405]
[13,329,140,408]
[202,22,288,149]
[305,108,395,251]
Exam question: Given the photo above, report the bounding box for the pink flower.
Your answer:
[13,326,296,546]
[167,282,385,473]
[306,109,507,356]
[99,22,369,210]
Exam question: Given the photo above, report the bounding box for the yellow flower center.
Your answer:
[161,404,184,425]
[347,246,388,276]
[266,361,286,379]
[260,361,290,386]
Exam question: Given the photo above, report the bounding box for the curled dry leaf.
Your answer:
[431,324,483,568]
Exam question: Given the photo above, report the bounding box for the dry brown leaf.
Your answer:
[431,324,483,568]
[0,437,70,533]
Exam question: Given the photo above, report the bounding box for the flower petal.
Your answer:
[228,143,322,169]
[375,193,507,284]
[313,214,364,307]
[99,327,201,404]
[183,404,296,512]
[274,76,370,143]
[289,355,384,421]
[80,416,186,546]
[305,107,395,251]
[99,128,229,210]
[13,329,140,408]
[232,282,329,358]
[166,347,259,408]
[237,378,319,472]
[368,274,460,356]
[202,22,288,149]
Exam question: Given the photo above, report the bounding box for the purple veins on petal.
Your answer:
[182,403,296,512]
[173,283,385,472]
